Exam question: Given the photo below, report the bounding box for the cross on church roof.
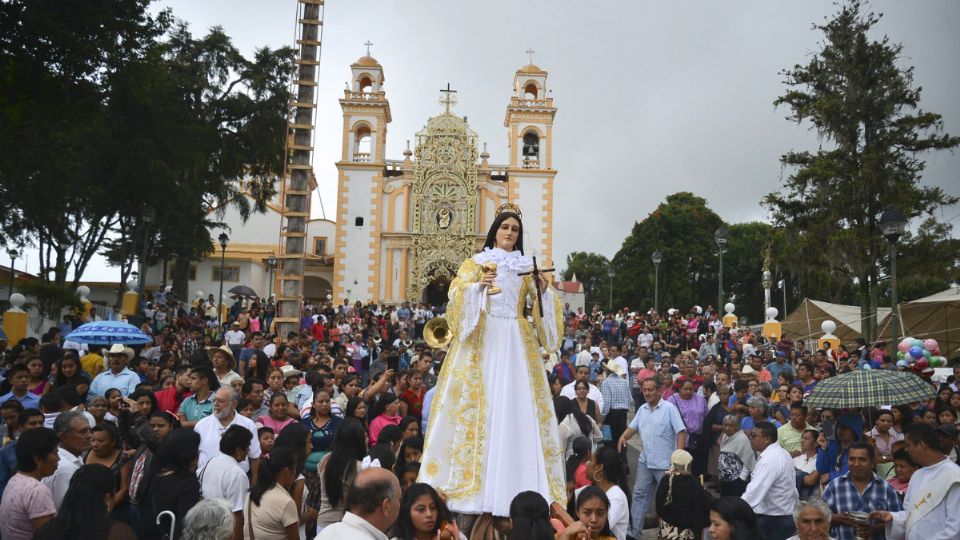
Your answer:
[364,40,373,56]
[439,82,458,114]
[525,48,535,64]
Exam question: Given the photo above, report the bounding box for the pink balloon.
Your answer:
[897,339,911,353]
[923,339,939,352]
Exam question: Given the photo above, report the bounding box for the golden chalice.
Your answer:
[482,263,501,295]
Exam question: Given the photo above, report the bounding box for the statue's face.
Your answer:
[495,217,520,251]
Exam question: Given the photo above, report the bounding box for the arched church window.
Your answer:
[354,125,372,161]
[359,76,373,93]
[524,82,539,99]
[522,131,540,158]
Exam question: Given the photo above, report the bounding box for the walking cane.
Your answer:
[157,510,177,540]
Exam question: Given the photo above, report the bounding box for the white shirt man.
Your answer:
[43,411,91,510]
[224,326,245,347]
[199,425,252,539]
[195,388,261,474]
[742,421,799,538]
[638,331,654,349]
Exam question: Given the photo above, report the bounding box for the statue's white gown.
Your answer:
[419,247,565,517]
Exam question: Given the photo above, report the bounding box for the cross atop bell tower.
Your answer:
[439,83,457,113]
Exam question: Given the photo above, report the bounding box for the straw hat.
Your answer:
[603,361,625,377]
[106,344,134,360]
[207,345,236,369]
[280,364,303,379]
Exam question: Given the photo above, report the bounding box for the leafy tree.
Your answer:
[0,0,170,286]
[612,192,724,313]
[561,252,611,308]
[764,0,959,342]
[723,222,779,322]
[884,218,960,302]
[15,280,84,320]
[101,24,293,299]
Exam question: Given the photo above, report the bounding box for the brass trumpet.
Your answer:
[424,317,452,349]
[482,262,501,295]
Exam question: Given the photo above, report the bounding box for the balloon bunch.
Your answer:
[897,337,947,368]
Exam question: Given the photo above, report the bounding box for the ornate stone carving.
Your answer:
[407,112,480,301]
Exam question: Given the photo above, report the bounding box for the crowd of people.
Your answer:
[0,295,957,540]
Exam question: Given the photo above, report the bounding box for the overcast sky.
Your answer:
[18,0,959,281]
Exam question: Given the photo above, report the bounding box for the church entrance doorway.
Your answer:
[422,276,450,307]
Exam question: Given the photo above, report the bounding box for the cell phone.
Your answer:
[387,355,399,372]
[822,418,836,441]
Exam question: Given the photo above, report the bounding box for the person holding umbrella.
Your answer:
[88,345,139,398]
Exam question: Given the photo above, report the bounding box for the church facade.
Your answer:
[144,55,559,307]
[333,54,558,304]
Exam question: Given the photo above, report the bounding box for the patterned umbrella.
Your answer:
[64,320,153,345]
[805,368,935,408]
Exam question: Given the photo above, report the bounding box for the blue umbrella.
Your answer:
[65,320,153,345]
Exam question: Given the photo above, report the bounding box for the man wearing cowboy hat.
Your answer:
[601,360,631,447]
[209,345,242,387]
[89,344,139,397]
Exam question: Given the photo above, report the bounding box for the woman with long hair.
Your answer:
[84,423,132,517]
[398,415,420,441]
[246,446,300,539]
[419,208,566,516]
[52,353,90,398]
[394,482,464,540]
[139,428,201,540]
[395,436,423,473]
[273,423,315,538]
[574,379,602,426]
[33,464,137,540]
[505,490,555,540]
[104,388,123,424]
[556,396,602,458]
[332,373,361,413]
[558,485,617,540]
[891,404,913,436]
[565,436,592,492]
[345,396,368,432]
[576,446,629,540]
[708,496,760,540]
[25,355,51,396]
[315,419,367,533]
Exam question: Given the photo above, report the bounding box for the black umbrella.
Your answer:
[228,285,259,298]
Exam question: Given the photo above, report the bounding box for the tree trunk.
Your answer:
[172,254,191,303]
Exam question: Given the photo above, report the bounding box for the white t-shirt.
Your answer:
[199,453,250,512]
[196,413,262,473]
[225,330,246,346]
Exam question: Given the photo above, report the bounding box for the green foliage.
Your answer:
[561,252,611,307]
[15,280,84,319]
[612,192,724,313]
[764,0,959,340]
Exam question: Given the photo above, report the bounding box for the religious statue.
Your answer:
[419,203,566,517]
[436,207,451,229]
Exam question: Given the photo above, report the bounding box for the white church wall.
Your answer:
[515,178,548,262]
[337,169,377,302]
[219,200,282,245]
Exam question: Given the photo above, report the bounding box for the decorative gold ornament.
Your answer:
[495,203,522,219]
[481,263,501,295]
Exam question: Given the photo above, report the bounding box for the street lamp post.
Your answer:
[217,233,229,327]
[714,226,728,311]
[137,206,155,311]
[266,255,278,299]
[7,248,18,307]
[651,249,662,313]
[607,267,615,313]
[879,208,906,348]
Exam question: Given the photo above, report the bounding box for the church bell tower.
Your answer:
[504,56,557,266]
[332,45,392,302]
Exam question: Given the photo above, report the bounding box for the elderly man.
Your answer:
[617,376,686,539]
[560,354,605,412]
[742,421,799,540]
[315,467,402,540]
[788,498,835,540]
[822,442,900,540]
[41,410,92,510]
[195,387,260,479]
[88,344,139,397]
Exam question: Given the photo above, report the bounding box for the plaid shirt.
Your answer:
[822,471,902,540]
[600,375,631,416]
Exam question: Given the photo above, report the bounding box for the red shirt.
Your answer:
[311,322,326,342]
[400,387,427,420]
[154,386,191,415]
